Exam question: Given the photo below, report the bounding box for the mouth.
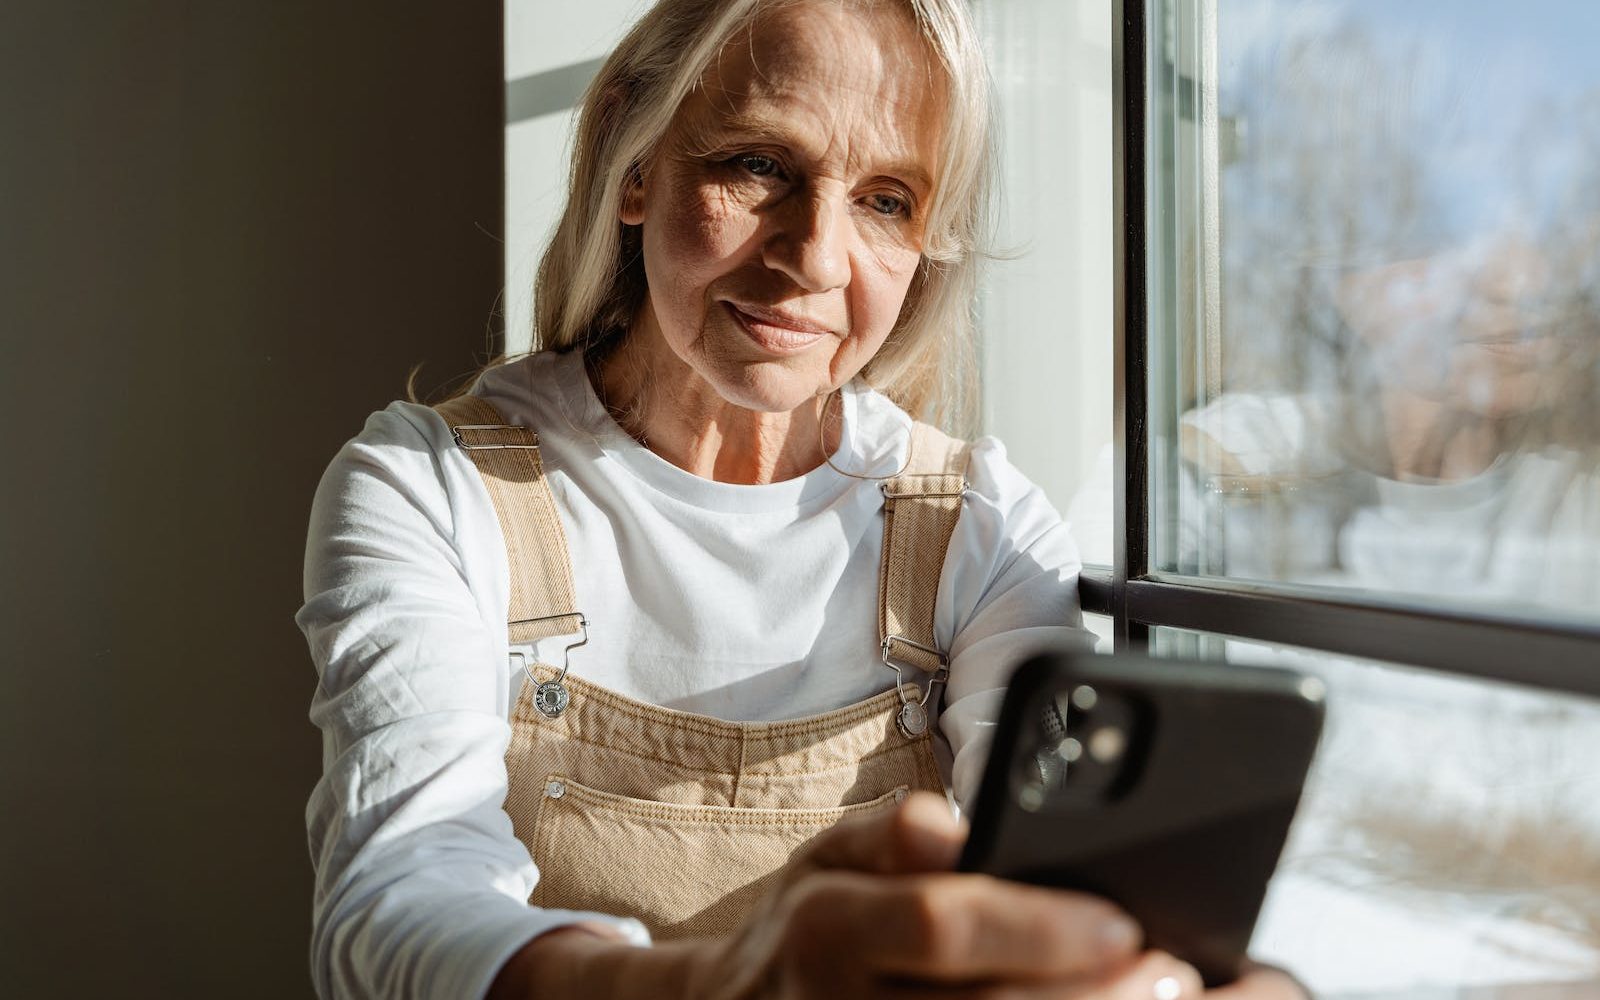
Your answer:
[722,301,834,354]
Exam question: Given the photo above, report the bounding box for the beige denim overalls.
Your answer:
[435,393,970,940]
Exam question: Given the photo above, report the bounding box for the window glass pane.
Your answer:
[973,0,1115,565]
[1152,627,1600,998]
[1148,0,1600,619]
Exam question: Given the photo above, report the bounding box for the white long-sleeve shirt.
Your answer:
[297,349,1090,1000]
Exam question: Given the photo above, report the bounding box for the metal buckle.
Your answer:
[881,634,949,738]
[452,423,539,451]
[881,634,947,671]
[508,612,588,719]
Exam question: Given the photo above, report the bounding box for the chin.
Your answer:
[704,361,827,415]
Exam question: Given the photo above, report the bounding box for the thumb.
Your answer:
[800,791,967,875]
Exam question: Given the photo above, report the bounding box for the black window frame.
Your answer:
[1082,0,1600,702]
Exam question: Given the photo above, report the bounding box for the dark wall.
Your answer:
[0,4,504,996]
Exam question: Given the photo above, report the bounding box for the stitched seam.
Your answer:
[517,666,907,739]
[541,774,910,825]
[516,722,930,777]
[731,726,745,806]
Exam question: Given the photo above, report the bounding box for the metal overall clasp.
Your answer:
[508,613,589,720]
[881,634,949,739]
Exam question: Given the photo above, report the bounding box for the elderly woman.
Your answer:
[298,1,1303,998]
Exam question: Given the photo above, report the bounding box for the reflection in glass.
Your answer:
[1156,0,1600,616]
[1152,629,1600,997]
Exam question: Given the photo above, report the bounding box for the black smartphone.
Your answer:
[958,648,1325,987]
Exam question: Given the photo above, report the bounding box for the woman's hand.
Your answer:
[690,791,1157,998]
[493,792,1308,1000]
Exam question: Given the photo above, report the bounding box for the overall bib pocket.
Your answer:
[529,774,910,939]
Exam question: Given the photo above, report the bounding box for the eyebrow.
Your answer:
[711,111,935,193]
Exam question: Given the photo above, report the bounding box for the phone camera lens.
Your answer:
[1088,725,1127,764]
[1017,782,1045,812]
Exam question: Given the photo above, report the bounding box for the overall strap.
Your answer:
[434,395,584,643]
[878,421,971,676]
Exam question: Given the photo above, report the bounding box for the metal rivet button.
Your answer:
[897,701,928,738]
[893,788,908,803]
[545,780,566,800]
[534,680,569,719]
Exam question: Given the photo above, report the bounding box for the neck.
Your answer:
[588,324,842,486]
[1376,387,1504,482]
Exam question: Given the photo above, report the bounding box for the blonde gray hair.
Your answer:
[530,0,996,433]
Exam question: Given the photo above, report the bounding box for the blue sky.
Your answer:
[1216,0,1600,242]
[1221,0,1600,94]
[1358,0,1600,90]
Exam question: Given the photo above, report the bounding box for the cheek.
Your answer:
[647,178,758,294]
[849,246,922,346]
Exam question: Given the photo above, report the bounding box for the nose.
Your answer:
[762,190,851,292]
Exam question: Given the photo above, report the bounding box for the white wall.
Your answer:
[4,3,504,995]
[504,0,650,355]
[974,0,1115,554]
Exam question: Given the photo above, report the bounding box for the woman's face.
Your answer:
[1337,232,1563,418]
[620,1,946,414]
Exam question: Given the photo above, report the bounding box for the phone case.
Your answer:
[958,648,1325,986]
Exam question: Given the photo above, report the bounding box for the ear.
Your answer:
[618,165,646,226]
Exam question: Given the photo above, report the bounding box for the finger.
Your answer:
[1082,951,1205,1000]
[863,951,1200,1000]
[1203,963,1308,1000]
[871,982,1076,1000]
[801,791,968,875]
[788,870,1142,980]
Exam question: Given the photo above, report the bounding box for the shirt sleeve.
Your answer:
[936,435,1096,810]
[296,403,647,1000]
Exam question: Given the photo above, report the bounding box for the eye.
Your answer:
[736,154,780,177]
[865,192,909,218]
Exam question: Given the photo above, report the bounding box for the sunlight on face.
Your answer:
[619,1,947,414]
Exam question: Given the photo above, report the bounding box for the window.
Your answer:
[1152,0,1600,620]
[1099,0,1600,994]
[1157,628,1600,996]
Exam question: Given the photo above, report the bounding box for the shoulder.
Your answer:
[313,350,580,519]
[301,393,515,645]
[851,380,1063,541]
[936,433,1085,653]
[315,402,454,502]
[1180,391,1341,478]
[303,391,509,591]
[316,400,462,503]
[471,349,594,439]
[959,435,1074,553]
[1506,446,1600,517]
[303,402,466,584]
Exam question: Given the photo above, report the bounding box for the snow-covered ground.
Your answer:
[1237,642,1600,996]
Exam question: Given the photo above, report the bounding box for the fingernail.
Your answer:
[1153,974,1184,1000]
[1098,916,1141,955]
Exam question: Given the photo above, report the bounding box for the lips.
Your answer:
[722,301,835,354]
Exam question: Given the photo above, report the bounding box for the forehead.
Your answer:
[679,3,947,179]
